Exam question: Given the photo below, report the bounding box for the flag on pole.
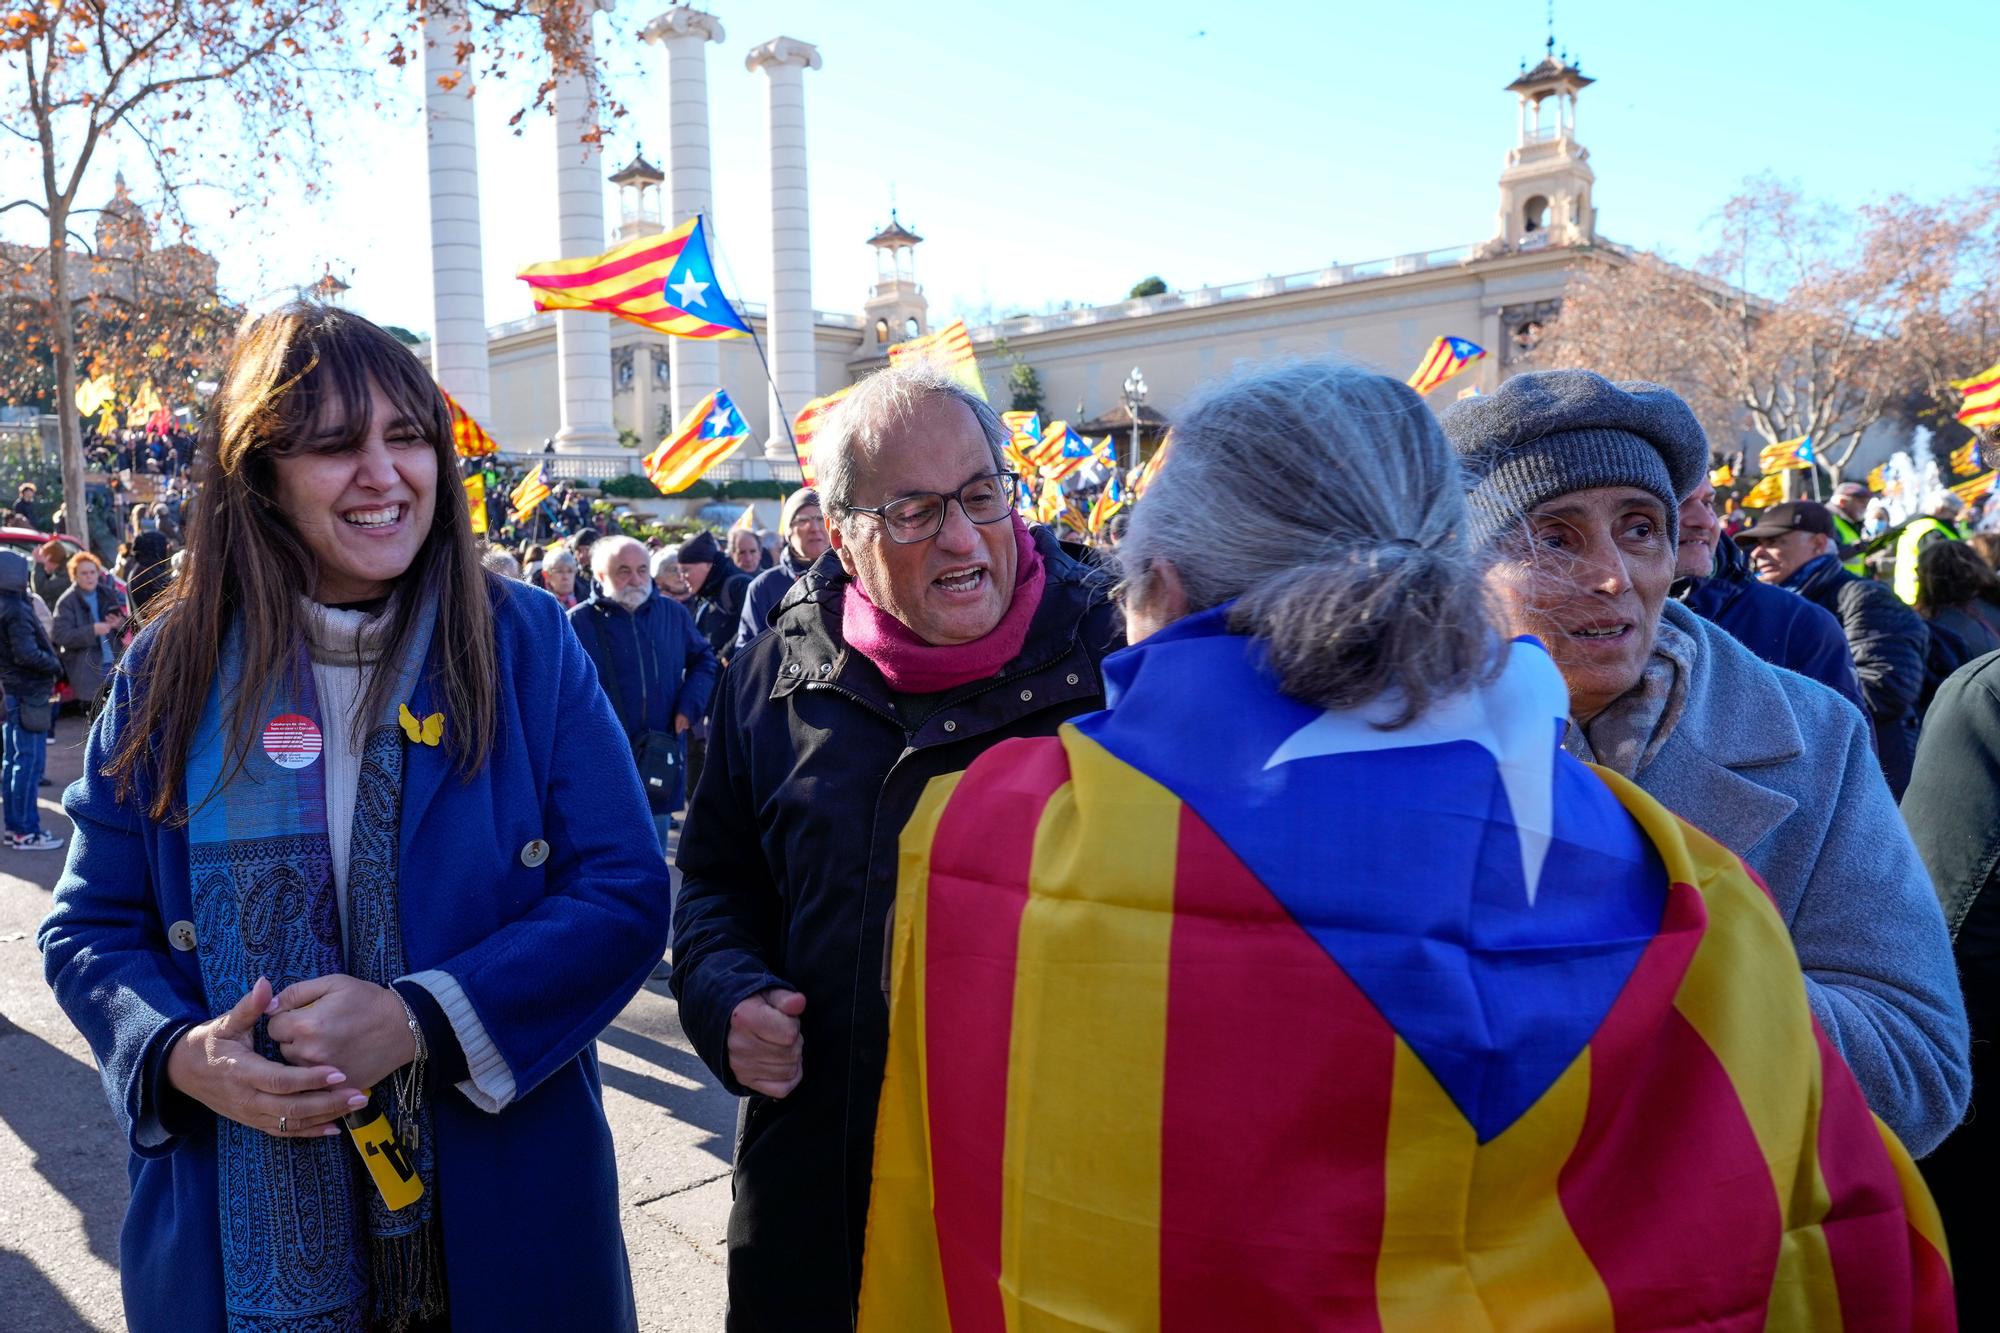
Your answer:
[441,387,499,458]
[1953,359,2000,429]
[1757,435,1814,473]
[888,319,986,400]
[645,389,753,494]
[1949,470,1995,507]
[1405,336,1485,395]
[463,474,488,535]
[1039,423,1113,484]
[73,372,115,418]
[1131,438,1171,498]
[1087,473,1126,535]
[518,215,752,338]
[1709,464,1734,489]
[510,464,552,523]
[730,503,757,534]
[1742,472,1787,508]
[792,386,855,488]
[859,627,1954,1331]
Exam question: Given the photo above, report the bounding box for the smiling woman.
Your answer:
[38,303,670,1333]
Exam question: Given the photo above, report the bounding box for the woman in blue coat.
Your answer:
[38,303,672,1332]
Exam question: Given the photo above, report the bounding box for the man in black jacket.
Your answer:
[673,528,751,663]
[672,365,1122,1329]
[0,549,64,850]
[1741,501,1930,796]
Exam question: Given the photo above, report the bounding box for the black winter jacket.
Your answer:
[691,562,751,663]
[0,551,61,696]
[1901,651,2000,1323]
[1792,555,1930,797]
[671,528,1122,1330]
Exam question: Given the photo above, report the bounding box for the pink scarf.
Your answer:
[841,516,1046,693]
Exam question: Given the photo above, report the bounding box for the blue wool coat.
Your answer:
[37,578,671,1333]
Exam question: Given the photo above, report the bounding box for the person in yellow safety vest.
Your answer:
[1829,482,1870,577]
[1893,495,1965,605]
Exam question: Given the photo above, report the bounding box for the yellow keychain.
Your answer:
[343,1090,424,1211]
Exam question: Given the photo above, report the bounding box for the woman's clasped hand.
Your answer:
[164,976,369,1139]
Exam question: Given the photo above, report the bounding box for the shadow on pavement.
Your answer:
[0,1246,98,1333]
[596,1022,735,1162]
[0,1021,127,1268]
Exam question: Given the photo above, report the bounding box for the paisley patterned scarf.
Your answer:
[185,603,443,1332]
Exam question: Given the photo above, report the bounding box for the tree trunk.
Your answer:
[45,226,91,556]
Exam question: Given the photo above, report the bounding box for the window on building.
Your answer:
[1523,196,1549,233]
[904,317,921,339]
[875,318,891,346]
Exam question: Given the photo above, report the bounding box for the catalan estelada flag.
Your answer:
[1038,423,1112,484]
[888,319,986,400]
[517,215,751,338]
[1759,434,1815,473]
[792,385,854,488]
[508,464,551,524]
[1086,472,1125,534]
[1743,471,1787,508]
[861,613,1952,1330]
[441,387,498,457]
[1405,336,1485,395]
[645,389,752,494]
[1949,439,1980,476]
[1953,359,2000,429]
[1948,470,1995,507]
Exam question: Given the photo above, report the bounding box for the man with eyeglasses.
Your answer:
[672,362,1124,1330]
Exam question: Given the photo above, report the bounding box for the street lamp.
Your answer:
[1122,366,1148,476]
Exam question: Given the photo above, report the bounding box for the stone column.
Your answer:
[551,0,619,452]
[423,0,490,420]
[642,7,726,429]
[746,37,821,461]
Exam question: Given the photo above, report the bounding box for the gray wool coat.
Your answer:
[1629,601,1970,1155]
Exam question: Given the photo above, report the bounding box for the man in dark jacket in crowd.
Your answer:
[1741,501,1930,796]
[0,550,63,850]
[673,528,752,663]
[568,535,719,856]
[1901,650,2000,1326]
[672,364,1123,1330]
[1673,476,1864,713]
[734,487,831,652]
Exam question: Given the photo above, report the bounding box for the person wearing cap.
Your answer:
[1829,481,1871,575]
[1737,500,1932,797]
[1443,369,1968,1157]
[672,528,751,663]
[1893,494,1966,606]
[1674,474,1864,712]
[734,488,832,653]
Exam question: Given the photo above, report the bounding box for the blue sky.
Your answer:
[7,1,1995,333]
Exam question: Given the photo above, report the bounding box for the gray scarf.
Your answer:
[1562,615,1695,778]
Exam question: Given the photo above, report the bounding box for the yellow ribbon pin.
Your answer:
[398,704,444,747]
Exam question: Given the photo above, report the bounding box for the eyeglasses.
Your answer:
[844,472,1019,545]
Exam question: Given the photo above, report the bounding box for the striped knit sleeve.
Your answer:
[400,968,518,1113]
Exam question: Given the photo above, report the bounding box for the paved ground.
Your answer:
[0,720,734,1331]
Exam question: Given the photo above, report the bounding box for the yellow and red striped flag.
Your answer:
[441,387,498,458]
[1758,435,1814,473]
[888,319,986,400]
[1405,336,1485,395]
[1742,472,1787,508]
[517,215,751,339]
[645,389,753,494]
[1953,359,2000,429]
[1950,439,1980,476]
[1949,470,1995,507]
[509,464,551,523]
[1131,437,1171,498]
[463,473,488,535]
[792,385,855,489]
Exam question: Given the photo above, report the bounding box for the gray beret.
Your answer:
[1438,369,1708,544]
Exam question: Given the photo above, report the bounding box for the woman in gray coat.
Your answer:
[1441,369,1970,1156]
[51,551,127,714]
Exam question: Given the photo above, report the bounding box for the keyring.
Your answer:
[279,1114,289,1134]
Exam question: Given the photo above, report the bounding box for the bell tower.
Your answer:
[862,209,928,352]
[1494,37,1596,251]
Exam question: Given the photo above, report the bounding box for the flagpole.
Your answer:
[704,211,809,477]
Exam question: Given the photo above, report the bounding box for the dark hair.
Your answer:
[1916,539,2000,618]
[104,302,498,821]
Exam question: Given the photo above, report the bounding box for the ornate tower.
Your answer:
[862,210,928,352]
[1493,40,1595,251]
[610,148,665,243]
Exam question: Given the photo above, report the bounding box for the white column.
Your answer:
[746,37,821,461]
[423,0,490,420]
[642,7,726,430]
[551,1,618,452]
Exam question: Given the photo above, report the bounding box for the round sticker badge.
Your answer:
[262,713,323,770]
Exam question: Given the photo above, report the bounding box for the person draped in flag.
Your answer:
[671,361,1123,1329]
[860,362,1954,1330]
[1442,369,1968,1154]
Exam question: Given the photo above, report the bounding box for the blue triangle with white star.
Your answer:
[661,218,752,333]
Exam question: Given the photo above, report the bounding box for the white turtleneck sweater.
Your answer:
[303,601,515,1112]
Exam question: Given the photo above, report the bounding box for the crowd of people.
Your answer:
[10,301,1996,1329]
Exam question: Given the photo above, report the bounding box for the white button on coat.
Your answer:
[520,839,550,869]
[168,920,197,952]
